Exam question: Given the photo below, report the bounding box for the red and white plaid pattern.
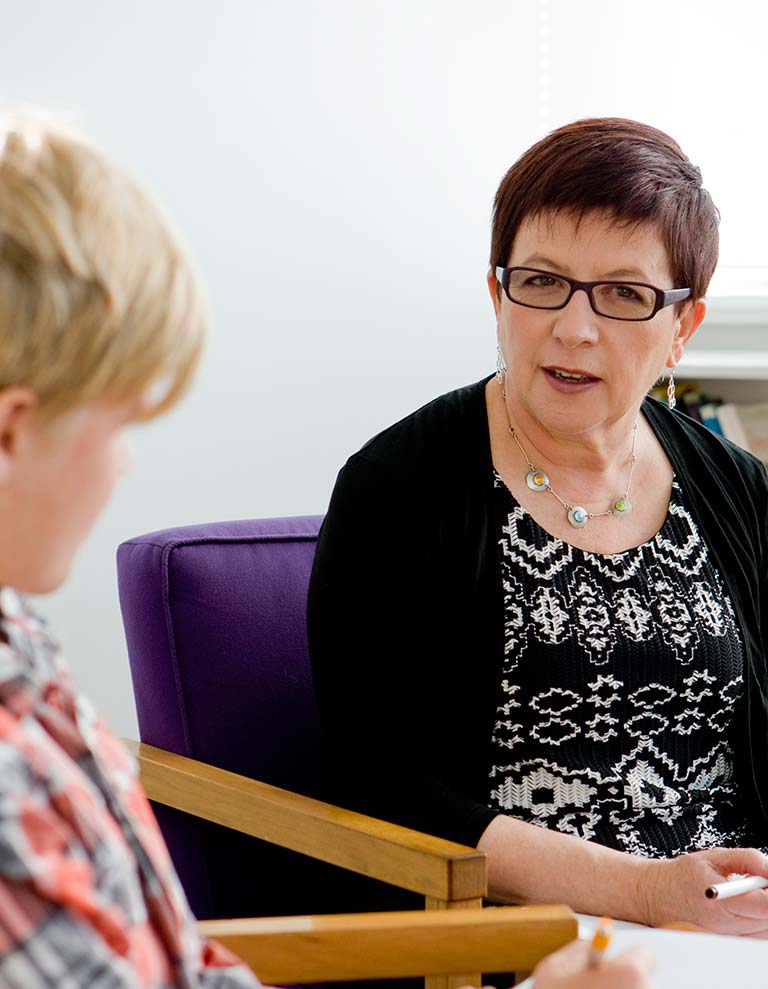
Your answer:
[0,588,260,988]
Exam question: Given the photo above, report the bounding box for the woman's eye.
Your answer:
[614,284,642,301]
[528,275,558,287]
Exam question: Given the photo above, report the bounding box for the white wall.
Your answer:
[1,0,765,736]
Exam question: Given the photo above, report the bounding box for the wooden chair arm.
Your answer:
[198,905,578,983]
[125,740,485,902]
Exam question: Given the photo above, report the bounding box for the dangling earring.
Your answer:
[667,366,677,411]
[496,343,507,385]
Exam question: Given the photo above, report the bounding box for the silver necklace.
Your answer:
[502,399,638,529]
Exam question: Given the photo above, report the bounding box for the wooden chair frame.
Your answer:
[127,741,577,986]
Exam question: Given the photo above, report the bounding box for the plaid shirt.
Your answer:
[0,588,261,988]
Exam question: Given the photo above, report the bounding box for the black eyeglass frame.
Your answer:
[495,266,692,322]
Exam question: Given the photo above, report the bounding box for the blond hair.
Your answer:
[0,111,206,420]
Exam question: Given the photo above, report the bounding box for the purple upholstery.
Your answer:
[117,515,326,920]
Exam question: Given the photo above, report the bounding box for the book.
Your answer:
[699,402,724,436]
[679,388,704,423]
[715,403,751,452]
[733,402,768,463]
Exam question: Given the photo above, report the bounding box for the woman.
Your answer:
[308,117,768,935]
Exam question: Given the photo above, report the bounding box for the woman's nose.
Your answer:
[551,289,600,347]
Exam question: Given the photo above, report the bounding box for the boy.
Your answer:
[0,111,258,987]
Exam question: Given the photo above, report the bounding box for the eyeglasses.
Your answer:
[495,266,691,322]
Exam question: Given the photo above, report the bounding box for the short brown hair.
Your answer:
[490,117,719,301]
[0,111,206,420]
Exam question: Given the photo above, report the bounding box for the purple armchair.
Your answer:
[117,515,328,920]
[116,515,576,985]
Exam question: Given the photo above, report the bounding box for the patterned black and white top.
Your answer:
[489,473,753,859]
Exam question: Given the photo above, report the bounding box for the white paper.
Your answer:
[516,915,767,988]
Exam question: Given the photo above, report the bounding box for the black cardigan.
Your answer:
[307,375,768,849]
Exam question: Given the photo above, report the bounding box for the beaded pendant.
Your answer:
[526,470,549,492]
[567,506,589,529]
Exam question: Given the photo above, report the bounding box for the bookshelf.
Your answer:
[677,304,768,401]
[676,351,768,403]
[677,350,768,380]
[674,311,768,457]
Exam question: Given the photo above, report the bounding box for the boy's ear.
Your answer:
[0,388,38,482]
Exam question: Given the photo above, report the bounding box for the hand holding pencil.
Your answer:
[529,929,654,989]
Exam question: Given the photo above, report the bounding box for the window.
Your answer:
[532,0,768,306]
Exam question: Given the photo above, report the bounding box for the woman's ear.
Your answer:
[0,388,38,482]
[487,269,502,319]
[669,299,707,366]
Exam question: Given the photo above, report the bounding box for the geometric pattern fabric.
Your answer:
[489,475,755,857]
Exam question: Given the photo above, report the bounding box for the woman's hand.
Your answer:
[529,938,654,988]
[638,846,768,936]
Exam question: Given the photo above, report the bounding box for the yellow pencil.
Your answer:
[588,917,613,968]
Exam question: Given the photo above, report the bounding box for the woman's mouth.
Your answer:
[544,367,601,389]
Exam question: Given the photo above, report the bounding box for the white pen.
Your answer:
[705,875,768,900]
